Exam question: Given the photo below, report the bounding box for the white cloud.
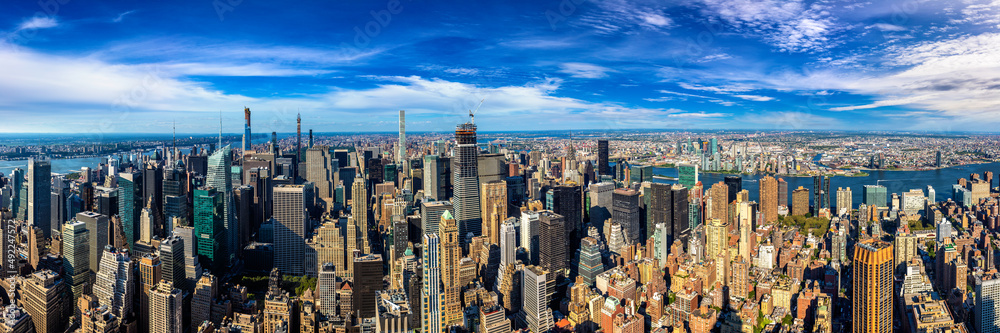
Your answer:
[640,13,673,28]
[694,0,842,52]
[16,16,58,31]
[868,23,907,32]
[559,63,614,79]
[732,94,775,101]
[113,10,137,23]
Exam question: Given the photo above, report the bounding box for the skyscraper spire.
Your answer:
[218,110,223,148]
[296,112,302,168]
[243,107,252,155]
[172,120,177,164]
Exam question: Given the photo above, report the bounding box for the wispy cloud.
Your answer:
[559,62,614,79]
[16,16,59,31]
[693,0,843,52]
[113,10,137,23]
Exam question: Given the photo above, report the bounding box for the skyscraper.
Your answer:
[863,185,888,208]
[792,186,810,216]
[597,139,609,176]
[306,147,337,200]
[836,187,853,215]
[976,275,1000,333]
[852,239,893,333]
[724,176,741,204]
[453,122,482,248]
[650,183,691,248]
[708,182,729,224]
[77,212,109,278]
[546,184,582,241]
[499,220,516,267]
[481,180,508,246]
[23,270,67,333]
[207,145,236,266]
[27,159,51,238]
[539,211,568,277]
[94,246,134,319]
[117,172,141,250]
[677,164,699,189]
[62,221,90,303]
[706,218,727,260]
[439,211,462,324]
[813,175,824,213]
[353,254,383,318]
[159,234,185,290]
[398,110,406,164]
[194,187,224,273]
[612,188,641,244]
[273,184,313,276]
[522,265,554,333]
[149,281,183,333]
[759,176,778,223]
[421,234,444,333]
[420,200,453,238]
[138,255,161,333]
[243,107,252,154]
[577,237,604,285]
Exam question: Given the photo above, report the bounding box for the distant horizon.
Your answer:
[0,128,998,137]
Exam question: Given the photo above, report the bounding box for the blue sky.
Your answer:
[1,0,998,134]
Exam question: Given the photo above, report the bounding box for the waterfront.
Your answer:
[653,162,1000,206]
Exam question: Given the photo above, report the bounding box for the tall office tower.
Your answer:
[439,211,462,324]
[539,211,568,277]
[296,113,302,169]
[94,247,134,318]
[547,184,582,240]
[499,220,516,267]
[453,122,483,248]
[678,164,699,189]
[118,172,142,248]
[351,177,369,249]
[759,176,778,223]
[778,178,788,207]
[597,140,609,176]
[139,200,155,245]
[421,234,444,333]
[653,223,670,267]
[77,212,109,279]
[353,254,383,318]
[863,185,888,208]
[708,182,729,224]
[852,239,893,333]
[689,182,703,229]
[588,181,614,232]
[791,186,810,216]
[398,110,406,164]
[481,180,508,245]
[976,275,1000,333]
[194,187,224,273]
[317,263,337,316]
[612,188,641,244]
[207,145,236,266]
[927,185,936,204]
[159,234,185,290]
[823,177,831,210]
[9,168,23,219]
[306,147,337,200]
[812,175,823,213]
[24,270,67,333]
[522,265,554,333]
[138,255,161,333]
[273,184,313,276]
[650,184,691,248]
[836,187,853,215]
[577,237,604,285]
[150,281,183,333]
[62,221,90,303]
[191,274,216,332]
[163,166,187,230]
[731,257,749,300]
[724,176,741,204]
[143,163,164,228]
[705,218,728,260]
[27,159,51,238]
[243,107,252,154]
[420,200,453,238]
[521,211,540,265]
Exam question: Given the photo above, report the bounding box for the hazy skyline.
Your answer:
[1,0,998,133]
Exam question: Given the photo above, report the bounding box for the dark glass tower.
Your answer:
[597,139,609,176]
[576,237,604,285]
[118,171,142,250]
[724,176,741,204]
[453,122,482,248]
[538,211,567,277]
[28,159,51,238]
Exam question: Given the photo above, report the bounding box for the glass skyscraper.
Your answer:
[194,187,223,272]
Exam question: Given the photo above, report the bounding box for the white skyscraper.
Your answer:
[398,110,406,164]
[977,275,1000,333]
[273,184,313,276]
[500,220,516,267]
[94,247,134,319]
[422,234,444,333]
[937,218,952,243]
[522,265,553,333]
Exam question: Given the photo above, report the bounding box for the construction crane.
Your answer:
[469,98,485,124]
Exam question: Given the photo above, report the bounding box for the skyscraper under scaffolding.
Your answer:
[453,122,482,249]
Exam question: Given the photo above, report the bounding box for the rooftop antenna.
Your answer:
[219,110,223,148]
[469,98,485,124]
[172,120,177,163]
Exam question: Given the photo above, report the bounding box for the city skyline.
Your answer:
[1,0,999,133]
